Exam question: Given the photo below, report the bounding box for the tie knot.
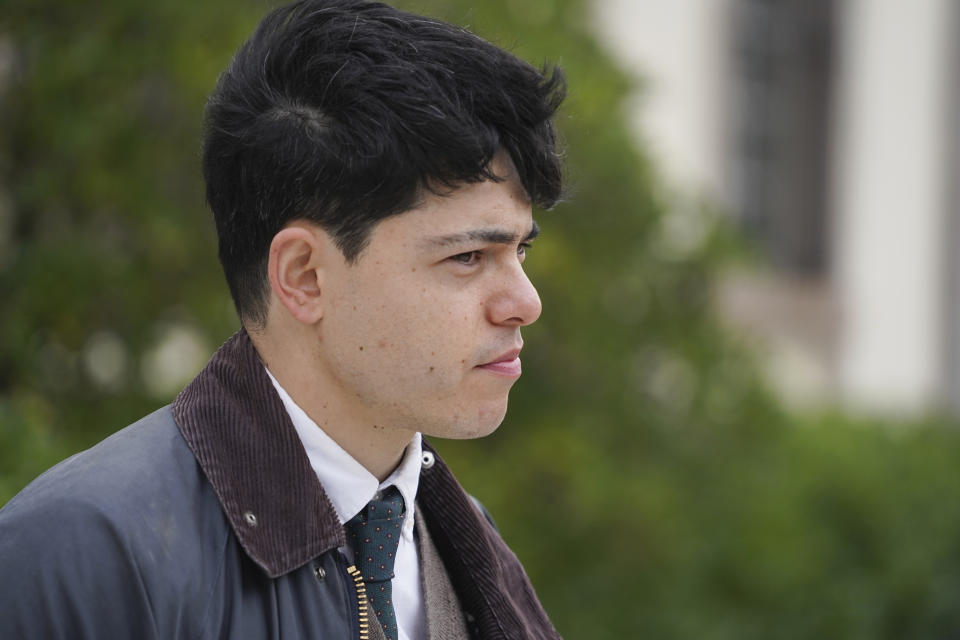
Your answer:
[345,486,405,583]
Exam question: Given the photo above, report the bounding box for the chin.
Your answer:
[421,398,509,441]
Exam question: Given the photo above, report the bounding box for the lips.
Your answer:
[476,347,523,377]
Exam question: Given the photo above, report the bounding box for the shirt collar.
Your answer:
[264,367,422,526]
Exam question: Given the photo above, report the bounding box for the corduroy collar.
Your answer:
[172,329,340,577]
[172,329,561,639]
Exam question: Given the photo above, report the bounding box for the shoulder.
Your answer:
[0,406,230,639]
[1,405,216,544]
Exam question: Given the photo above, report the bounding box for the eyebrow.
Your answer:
[423,221,540,248]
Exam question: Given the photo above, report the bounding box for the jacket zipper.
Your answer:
[347,565,370,640]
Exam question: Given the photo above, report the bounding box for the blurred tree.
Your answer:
[3,0,960,638]
[0,0,255,468]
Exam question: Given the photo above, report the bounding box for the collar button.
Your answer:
[421,451,435,469]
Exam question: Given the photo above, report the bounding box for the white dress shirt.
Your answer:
[265,368,426,640]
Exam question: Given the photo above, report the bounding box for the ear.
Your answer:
[267,223,326,325]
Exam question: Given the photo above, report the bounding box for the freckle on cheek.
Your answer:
[359,346,364,351]
[428,366,435,373]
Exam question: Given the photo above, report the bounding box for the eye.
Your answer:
[518,242,531,262]
[449,250,481,266]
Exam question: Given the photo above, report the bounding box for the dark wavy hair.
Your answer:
[203,0,566,326]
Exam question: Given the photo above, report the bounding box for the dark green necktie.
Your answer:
[345,486,405,640]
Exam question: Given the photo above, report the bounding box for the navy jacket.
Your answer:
[0,330,560,639]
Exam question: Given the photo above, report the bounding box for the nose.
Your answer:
[487,264,542,327]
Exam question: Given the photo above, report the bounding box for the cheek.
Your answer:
[335,286,460,363]
[381,300,473,369]
[327,270,483,380]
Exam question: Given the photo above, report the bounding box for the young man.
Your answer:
[0,1,565,638]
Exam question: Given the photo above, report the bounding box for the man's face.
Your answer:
[314,159,541,440]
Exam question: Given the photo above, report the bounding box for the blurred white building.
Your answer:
[593,0,960,415]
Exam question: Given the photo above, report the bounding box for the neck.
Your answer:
[249,326,415,482]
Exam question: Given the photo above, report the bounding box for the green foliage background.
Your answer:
[4,0,960,637]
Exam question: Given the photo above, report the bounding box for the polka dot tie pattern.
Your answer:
[345,487,406,640]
